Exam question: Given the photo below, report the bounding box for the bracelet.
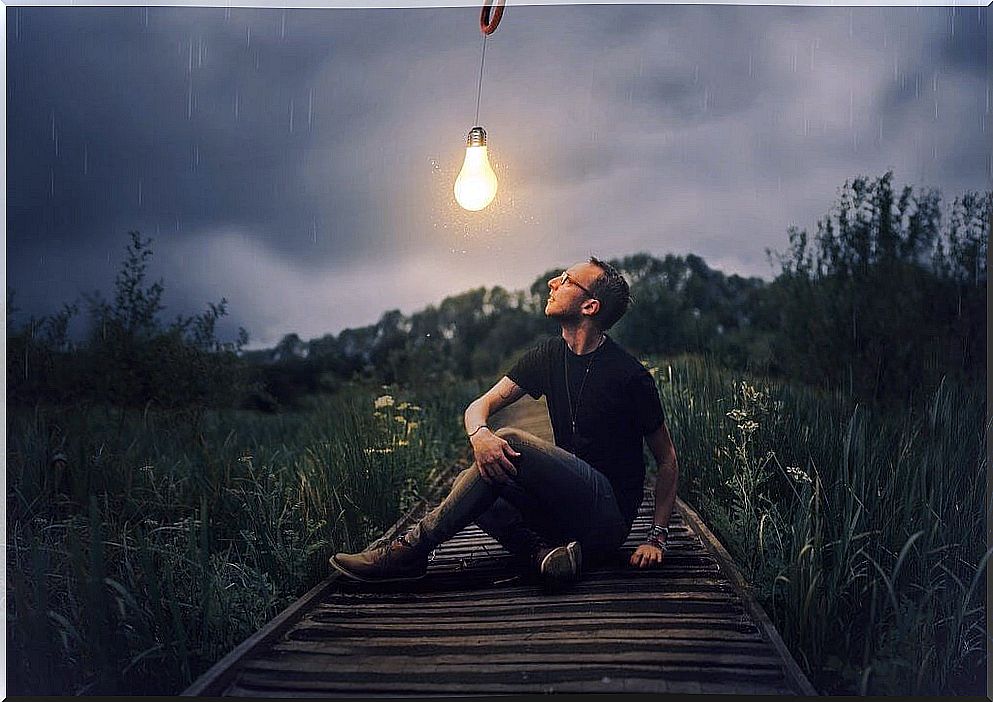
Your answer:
[646,524,669,551]
[467,424,489,438]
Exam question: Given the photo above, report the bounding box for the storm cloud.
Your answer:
[6,4,987,347]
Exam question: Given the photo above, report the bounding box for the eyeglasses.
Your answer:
[558,271,596,299]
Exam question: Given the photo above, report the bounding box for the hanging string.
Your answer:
[473,34,488,127]
[472,0,503,127]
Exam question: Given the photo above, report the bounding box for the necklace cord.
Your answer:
[564,335,605,441]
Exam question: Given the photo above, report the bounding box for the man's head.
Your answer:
[545,257,631,331]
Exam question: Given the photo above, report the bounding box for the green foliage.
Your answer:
[653,355,986,695]
[768,173,988,401]
[608,252,770,369]
[6,381,479,695]
[281,286,549,403]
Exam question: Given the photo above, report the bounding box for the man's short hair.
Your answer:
[587,256,631,330]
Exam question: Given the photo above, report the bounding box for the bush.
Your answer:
[8,231,251,417]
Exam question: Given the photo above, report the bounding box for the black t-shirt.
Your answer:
[505,335,666,526]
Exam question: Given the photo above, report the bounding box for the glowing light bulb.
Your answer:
[454,126,498,211]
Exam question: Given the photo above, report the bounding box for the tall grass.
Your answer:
[6,380,480,695]
[651,355,987,694]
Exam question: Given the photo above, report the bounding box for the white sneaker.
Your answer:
[538,540,582,590]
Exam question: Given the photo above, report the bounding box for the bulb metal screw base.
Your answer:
[466,126,487,147]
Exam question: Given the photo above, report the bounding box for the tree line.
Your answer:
[8,172,988,411]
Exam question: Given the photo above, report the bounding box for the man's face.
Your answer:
[545,262,601,321]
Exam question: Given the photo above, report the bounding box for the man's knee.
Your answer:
[494,426,528,447]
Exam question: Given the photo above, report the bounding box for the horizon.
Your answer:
[12,242,783,352]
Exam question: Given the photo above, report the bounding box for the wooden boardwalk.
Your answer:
[185,397,817,697]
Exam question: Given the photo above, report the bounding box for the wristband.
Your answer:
[646,524,669,551]
[468,424,489,438]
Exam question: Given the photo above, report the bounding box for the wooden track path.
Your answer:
[185,397,817,697]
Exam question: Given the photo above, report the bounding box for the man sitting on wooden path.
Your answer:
[332,257,680,588]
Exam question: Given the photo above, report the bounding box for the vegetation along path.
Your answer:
[184,396,817,696]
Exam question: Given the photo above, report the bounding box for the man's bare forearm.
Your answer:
[464,377,526,436]
[652,458,678,532]
[463,397,492,436]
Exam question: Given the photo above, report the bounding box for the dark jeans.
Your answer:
[406,426,630,566]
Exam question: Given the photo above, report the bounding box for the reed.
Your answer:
[6,380,480,695]
[650,354,987,694]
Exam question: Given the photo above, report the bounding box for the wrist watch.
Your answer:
[646,524,669,551]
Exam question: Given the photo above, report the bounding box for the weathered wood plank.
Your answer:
[270,634,780,666]
[316,589,742,611]
[280,629,768,647]
[324,578,736,603]
[226,676,792,696]
[235,666,782,682]
[242,655,787,679]
[308,602,748,622]
[287,617,763,638]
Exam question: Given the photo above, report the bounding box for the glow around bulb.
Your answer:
[454,126,498,211]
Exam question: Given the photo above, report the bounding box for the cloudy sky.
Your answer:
[6,3,988,348]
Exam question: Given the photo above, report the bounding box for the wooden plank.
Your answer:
[242,659,786,682]
[286,618,763,638]
[323,577,736,603]
[328,566,726,594]
[280,629,768,647]
[307,602,747,622]
[270,634,779,666]
[316,589,741,610]
[226,676,792,696]
[239,656,783,686]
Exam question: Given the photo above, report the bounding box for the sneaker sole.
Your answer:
[329,555,427,583]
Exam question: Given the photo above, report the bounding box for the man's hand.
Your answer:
[629,543,664,569]
[470,429,521,484]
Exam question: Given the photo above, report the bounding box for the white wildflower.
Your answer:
[363,446,395,455]
[374,395,395,409]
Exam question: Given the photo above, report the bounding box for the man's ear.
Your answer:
[582,298,601,318]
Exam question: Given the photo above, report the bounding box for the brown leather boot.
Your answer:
[330,534,429,582]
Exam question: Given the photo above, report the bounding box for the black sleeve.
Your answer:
[505,339,551,400]
[628,367,666,435]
